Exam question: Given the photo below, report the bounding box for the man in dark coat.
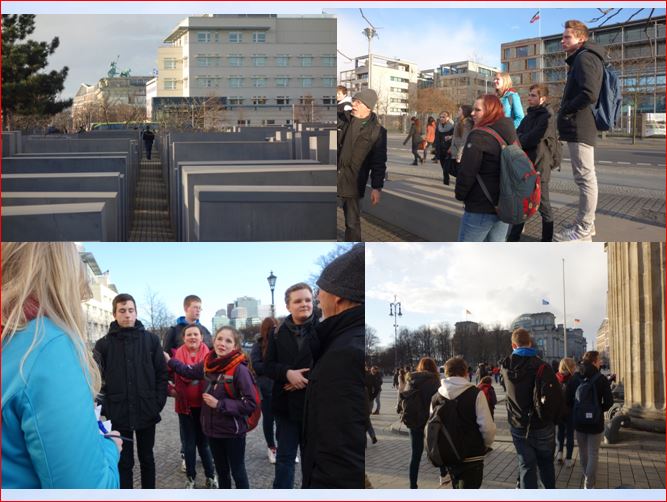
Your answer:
[555,19,604,241]
[337,88,387,241]
[94,293,168,489]
[264,282,317,488]
[141,126,155,160]
[302,244,365,488]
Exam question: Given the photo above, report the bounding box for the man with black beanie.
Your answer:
[301,244,365,488]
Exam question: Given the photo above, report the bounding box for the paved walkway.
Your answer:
[366,377,666,489]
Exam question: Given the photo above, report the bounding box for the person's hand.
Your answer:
[202,393,219,409]
[286,368,309,389]
[283,383,297,391]
[105,431,123,453]
[370,189,381,206]
[163,351,171,363]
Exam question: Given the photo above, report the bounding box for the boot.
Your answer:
[506,223,524,242]
[542,221,554,242]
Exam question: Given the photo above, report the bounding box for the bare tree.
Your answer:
[365,324,380,363]
[142,287,174,343]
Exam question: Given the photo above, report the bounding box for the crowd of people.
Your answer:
[1,242,366,489]
[374,327,614,489]
[336,19,603,243]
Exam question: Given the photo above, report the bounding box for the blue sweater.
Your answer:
[500,90,525,129]
[2,317,120,488]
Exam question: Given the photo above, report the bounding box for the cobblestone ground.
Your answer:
[366,377,666,489]
[125,398,301,489]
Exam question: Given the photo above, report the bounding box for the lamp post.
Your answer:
[389,295,402,370]
[267,270,277,317]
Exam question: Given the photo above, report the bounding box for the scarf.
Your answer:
[24,296,40,322]
[204,348,246,375]
[174,342,209,383]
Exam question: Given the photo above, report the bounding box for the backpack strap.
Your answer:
[478,126,507,147]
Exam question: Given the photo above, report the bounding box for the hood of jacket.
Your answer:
[107,319,146,337]
[407,370,439,388]
[437,375,476,400]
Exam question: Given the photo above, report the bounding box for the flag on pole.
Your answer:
[530,10,540,23]
[542,299,550,305]
[465,309,472,315]
[574,319,581,324]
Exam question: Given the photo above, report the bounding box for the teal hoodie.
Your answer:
[2,317,119,488]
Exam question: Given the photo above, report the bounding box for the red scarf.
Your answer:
[204,349,246,375]
[172,342,209,414]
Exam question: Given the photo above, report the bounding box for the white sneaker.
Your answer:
[554,224,593,242]
[205,476,218,489]
[184,477,196,489]
[268,447,277,464]
[565,458,575,468]
[181,459,186,473]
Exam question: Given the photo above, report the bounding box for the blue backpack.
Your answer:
[586,49,622,131]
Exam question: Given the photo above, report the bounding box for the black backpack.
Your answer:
[573,372,602,426]
[425,387,479,467]
[398,388,428,429]
[532,363,563,424]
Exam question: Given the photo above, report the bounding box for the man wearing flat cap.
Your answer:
[337,88,388,241]
[301,244,365,488]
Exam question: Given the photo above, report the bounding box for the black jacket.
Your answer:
[302,305,365,488]
[250,335,273,398]
[455,117,518,213]
[434,121,454,159]
[500,352,559,430]
[566,362,613,434]
[557,41,605,146]
[163,318,212,355]
[264,315,316,421]
[405,370,440,421]
[517,104,558,184]
[337,111,387,198]
[94,320,168,431]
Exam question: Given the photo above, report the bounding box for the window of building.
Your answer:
[229,32,243,44]
[626,44,653,58]
[526,58,537,69]
[196,56,216,67]
[252,96,267,105]
[299,96,315,105]
[228,55,244,67]
[275,77,290,88]
[501,62,508,72]
[544,39,561,54]
[163,58,177,70]
[197,78,217,89]
[322,96,335,105]
[658,42,666,57]
[322,77,336,88]
[503,47,511,60]
[163,79,177,90]
[300,55,313,67]
[276,96,290,105]
[252,77,267,88]
[625,26,650,42]
[301,77,314,88]
[237,119,250,125]
[228,77,244,88]
[594,29,621,45]
[516,45,529,58]
[197,32,211,43]
[657,23,666,39]
[275,55,290,67]
[321,55,336,67]
[252,32,266,43]
[252,55,267,66]
[228,97,244,105]
[509,60,524,72]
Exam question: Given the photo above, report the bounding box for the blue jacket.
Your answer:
[2,317,120,488]
[500,90,525,129]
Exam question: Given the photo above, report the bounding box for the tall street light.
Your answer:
[389,295,402,370]
[267,271,277,317]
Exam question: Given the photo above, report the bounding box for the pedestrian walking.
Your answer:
[365,366,379,445]
[142,125,155,160]
[477,376,497,419]
[435,111,455,184]
[447,106,472,182]
[2,243,121,488]
[371,366,383,414]
[403,117,423,165]
[423,116,436,162]
[555,357,577,468]
[494,72,524,128]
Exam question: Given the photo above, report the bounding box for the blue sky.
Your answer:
[336,4,666,73]
[82,242,343,326]
[365,242,608,352]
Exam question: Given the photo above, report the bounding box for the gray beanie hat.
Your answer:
[353,89,378,111]
[316,244,365,303]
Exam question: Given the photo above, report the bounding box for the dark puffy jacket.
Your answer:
[302,305,365,488]
[249,335,273,399]
[94,320,168,431]
[517,103,558,184]
[500,353,559,430]
[434,121,454,159]
[557,41,605,146]
[404,370,440,425]
[163,317,213,355]
[264,315,317,421]
[566,362,613,434]
[455,117,518,213]
[168,357,257,438]
[337,111,387,198]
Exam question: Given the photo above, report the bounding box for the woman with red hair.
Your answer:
[454,94,518,241]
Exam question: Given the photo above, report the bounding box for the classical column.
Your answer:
[607,242,665,429]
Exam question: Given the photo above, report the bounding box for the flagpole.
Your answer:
[562,258,568,358]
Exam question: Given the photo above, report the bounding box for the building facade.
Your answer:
[501,14,666,128]
[595,318,610,367]
[79,249,117,346]
[510,312,587,363]
[149,14,337,126]
[72,76,153,126]
[339,53,419,117]
[211,308,230,333]
[421,60,500,106]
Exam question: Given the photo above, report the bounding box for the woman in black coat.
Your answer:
[507,83,560,242]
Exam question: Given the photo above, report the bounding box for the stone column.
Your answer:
[607,242,665,428]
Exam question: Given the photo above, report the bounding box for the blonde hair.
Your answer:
[1,243,101,397]
[495,72,514,96]
[559,357,577,375]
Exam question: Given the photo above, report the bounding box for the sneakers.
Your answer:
[565,458,575,468]
[205,476,218,489]
[181,458,186,473]
[185,477,196,489]
[554,223,594,242]
[439,475,451,486]
[555,451,563,464]
[268,447,277,464]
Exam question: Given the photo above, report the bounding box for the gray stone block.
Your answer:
[193,185,336,241]
[2,202,112,241]
[2,131,20,157]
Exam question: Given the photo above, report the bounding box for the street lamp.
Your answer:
[267,271,277,317]
[389,295,402,370]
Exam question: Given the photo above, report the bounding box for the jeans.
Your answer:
[458,211,510,242]
[408,427,425,488]
[179,408,215,480]
[510,424,556,489]
[556,413,575,460]
[340,197,362,242]
[260,385,276,449]
[208,436,249,489]
[576,431,603,488]
[448,460,484,489]
[273,415,302,489]
[374,390,382,413]
[117,424,156,489]
[568,142,597,230]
